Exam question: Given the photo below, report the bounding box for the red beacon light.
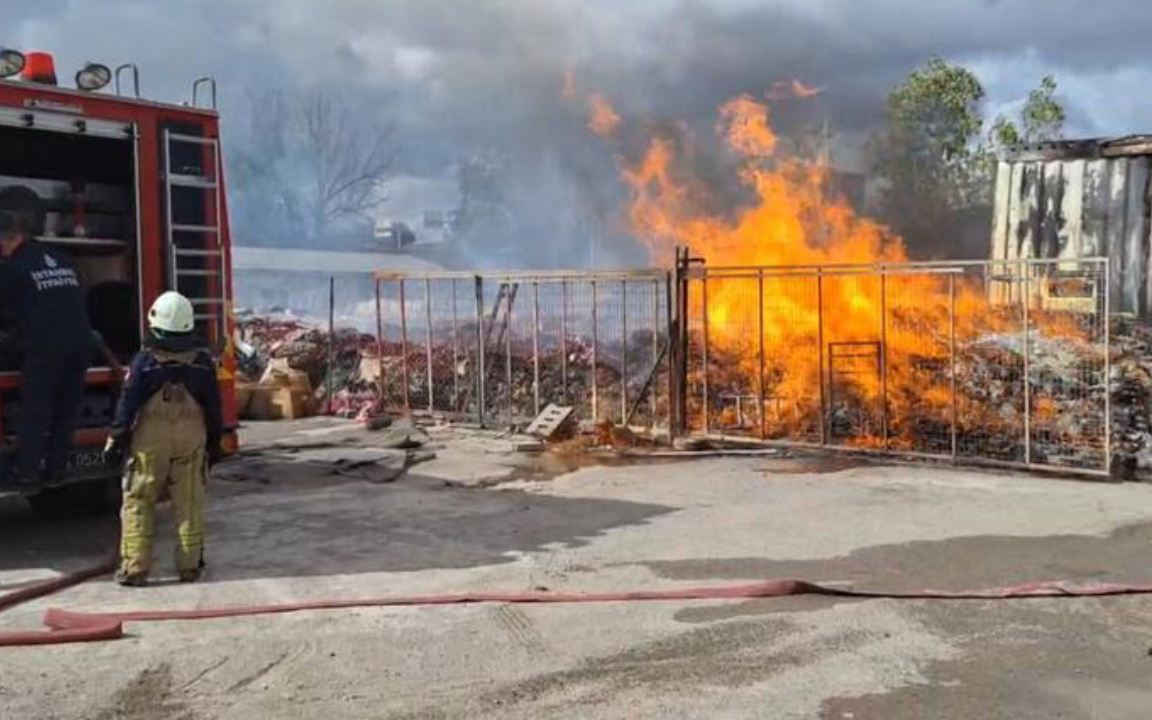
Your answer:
[21,51,57,86]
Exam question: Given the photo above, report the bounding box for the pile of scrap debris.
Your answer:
[235,315,380,420]
[1110,317,1152,477]
[700,315,1152,477]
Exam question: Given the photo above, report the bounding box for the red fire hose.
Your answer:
[4,560,1152,647]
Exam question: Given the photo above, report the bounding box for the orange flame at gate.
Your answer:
[616,93,967,442]
[625,93,907,268]
[613,89,1039,447]
[567,79,1095,450]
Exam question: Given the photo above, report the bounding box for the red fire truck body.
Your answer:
[0,59,237,509]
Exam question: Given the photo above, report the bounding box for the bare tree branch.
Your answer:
[296,89,395,238]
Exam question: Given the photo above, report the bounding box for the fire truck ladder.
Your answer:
[163,130,227,346]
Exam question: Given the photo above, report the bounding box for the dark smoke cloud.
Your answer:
[10,0,1152,266]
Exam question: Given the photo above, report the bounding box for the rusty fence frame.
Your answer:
[372,269,674,432]
[322,253,1111,476]
[673,250,1112,477]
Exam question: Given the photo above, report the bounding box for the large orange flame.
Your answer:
[625,94,906,269]
[612,91,1085,448]
[567,79,1094,450]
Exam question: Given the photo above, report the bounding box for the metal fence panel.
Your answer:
[679,258,1110,476]
[302,257,1107,475]
[374,270,672,432]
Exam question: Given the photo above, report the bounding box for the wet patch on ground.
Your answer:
[634,520,1152,602]
[398,601,948,720]
[755,453,872,475]
[490,451,684,485]
[94,663,195,720]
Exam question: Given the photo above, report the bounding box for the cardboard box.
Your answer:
[259,358,293,385]
[270,385,315,420]
[234,383,254,417]
[244,384,279,420]
[243,383,315,421]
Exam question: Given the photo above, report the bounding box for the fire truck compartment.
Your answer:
[0,122,139,436]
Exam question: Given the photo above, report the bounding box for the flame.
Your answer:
[615,93,1086,447]
[767,79,824,100]
[587,93,622,140]
[625,96,904,269]
[718,94,777,157]
[562,72,623,141]
[561,70,577,102]
[570,86,1096,448]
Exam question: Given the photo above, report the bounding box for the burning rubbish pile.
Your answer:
[691,295,1152,476]
[1110,318,1152,477]
[569,81,1138,474]
[235,314,380,419]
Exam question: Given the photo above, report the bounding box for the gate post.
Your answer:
[374,278,384,405]
[880,272,889,449]
[399,278,410,413]
[701,273,710,435]
[621,280,629,424]
[758,270,766,440]
[949,272,957,461]
[327,276,335,415]
[426,277,434,413]
[666,266,679,439]
[1103,258,1112,476]
[591,280,599,421]
[1022,263,1031,466]
[474,275,485,427]
[817,269,826,445]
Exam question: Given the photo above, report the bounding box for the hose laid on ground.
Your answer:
[4,564,1152,647]
[0,555,117,643]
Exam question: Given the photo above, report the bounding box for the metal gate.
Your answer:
[371,270,673,431]
[674,252,1111,476]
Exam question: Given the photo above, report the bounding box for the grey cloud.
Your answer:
[9,0,1152,266]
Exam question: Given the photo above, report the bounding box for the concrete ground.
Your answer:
[4,418,1152,719]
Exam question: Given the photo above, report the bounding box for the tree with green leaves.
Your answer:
[874,60,1068,258]
[873,57,990,255]
[991,75,1066,147]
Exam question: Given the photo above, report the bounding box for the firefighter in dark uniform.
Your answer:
[0,186,93,486]
[106,291,222,586]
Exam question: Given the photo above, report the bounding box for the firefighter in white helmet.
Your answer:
[106,291,222,586]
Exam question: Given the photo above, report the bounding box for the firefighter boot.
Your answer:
[114,569,149,587]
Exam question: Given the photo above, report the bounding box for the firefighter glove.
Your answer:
[104,429,129,456]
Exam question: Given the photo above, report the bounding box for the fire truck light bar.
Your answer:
[22,51,57,85]
[0,49,25,79]
[75,62,112,92]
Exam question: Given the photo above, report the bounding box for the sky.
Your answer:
[9,0,1152,263]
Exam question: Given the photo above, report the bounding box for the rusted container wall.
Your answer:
[990,139,1152,315]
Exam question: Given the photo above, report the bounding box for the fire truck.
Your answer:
[0,49,238,514]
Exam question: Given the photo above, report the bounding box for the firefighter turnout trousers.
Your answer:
[119,383,207,577]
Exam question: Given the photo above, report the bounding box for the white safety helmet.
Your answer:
[148,291,195,333]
